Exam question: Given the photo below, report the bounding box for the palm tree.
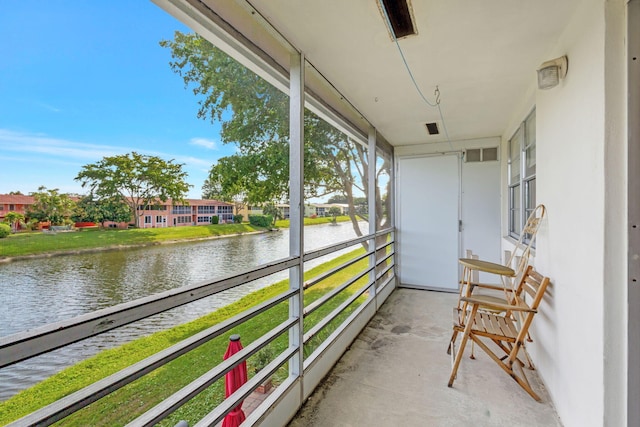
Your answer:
[4,211,25,232]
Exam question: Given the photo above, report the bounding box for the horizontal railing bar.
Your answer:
[377,274,395,293]
[302,234,370,262]
[376,251,395,267]
[303,293,374,371]
[0,256,298,368]
[376,262,395,282]
[375,240,394,252]
[303,278,374,344]
[9,289,297,427]
[194,346,298,427]
[375,227,393,237]
[127,317,298,427]
[304,266,372,317]
[303,250,372,290]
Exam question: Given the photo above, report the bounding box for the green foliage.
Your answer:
[73,195,132,225]
[211,215,219,224]
[27,186,76,225]
[233,214,243,224]
[251,345,276,373]
[160,32,391,236]
[75,152,191,228]
[3,211,25,231]
[248,214,273,228]
[262,202,282,226]
[328,206,342,219]
[0,223,10,238]
[160,33,339,203]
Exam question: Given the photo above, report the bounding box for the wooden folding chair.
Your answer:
[448,266,550,401]
[447,204,546,356]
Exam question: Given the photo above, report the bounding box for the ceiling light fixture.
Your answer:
[537,55,568,90]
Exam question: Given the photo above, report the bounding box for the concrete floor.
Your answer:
[288,288,562,427]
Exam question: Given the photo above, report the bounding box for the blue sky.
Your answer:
[0,1,235,198]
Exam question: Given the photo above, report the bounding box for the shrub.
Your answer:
[233,214,243,224]
[251,345,275,373]
[0,223,11,238]
[211,215,219,224]
[248,214,273,228]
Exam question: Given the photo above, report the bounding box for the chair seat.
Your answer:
[453,308,518,340]
[458,258,516,276]
[464,294,509,312]
[469,311,518,340]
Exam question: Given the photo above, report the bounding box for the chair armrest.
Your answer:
[460,296,536,313]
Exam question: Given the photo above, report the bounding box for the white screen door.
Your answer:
[397,155,460,291]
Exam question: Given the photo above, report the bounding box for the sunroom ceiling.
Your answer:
[187,0,583,146]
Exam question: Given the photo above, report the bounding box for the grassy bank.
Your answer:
[274,215,352,228]
[0,223,265,258]
[0,247,369,426]
[0,217,358,259]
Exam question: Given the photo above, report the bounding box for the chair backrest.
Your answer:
[512,265,550,311]
[508,266,550,358]
[505,204,546,287]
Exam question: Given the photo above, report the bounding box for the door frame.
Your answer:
[395,152,463,292]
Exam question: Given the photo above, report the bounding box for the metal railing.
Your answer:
[0,227,395,426]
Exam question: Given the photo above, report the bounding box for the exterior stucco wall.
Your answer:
[499,1,628,425]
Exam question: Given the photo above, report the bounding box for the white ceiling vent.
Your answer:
[464,147,498,163]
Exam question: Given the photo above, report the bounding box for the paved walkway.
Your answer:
[243,386,274,416]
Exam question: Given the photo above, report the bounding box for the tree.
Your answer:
[3,211,25,232]
[8,191,23,195]
[327,195,347,204]
[27,186,76,225]
[75,152,191,228]
[262,202,282,226]
[73,195,132,227]
[328,206,342,224]
[202,173,248,216]
[161,32,391,241]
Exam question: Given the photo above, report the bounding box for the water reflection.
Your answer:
[0,222,366,400]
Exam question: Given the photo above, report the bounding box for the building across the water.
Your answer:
[0,194,234,228]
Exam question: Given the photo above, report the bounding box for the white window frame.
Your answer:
[508,108,536,239]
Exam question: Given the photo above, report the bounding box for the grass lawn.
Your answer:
[0,247,369,426]
[275,215,353,228]
[0,217,360,259]
[0,224,265,258]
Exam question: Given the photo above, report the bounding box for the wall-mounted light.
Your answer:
[537,55,568,90]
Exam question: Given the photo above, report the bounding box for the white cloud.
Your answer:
[189,137,217,150]
[0,129,218,198]
[0,129,128,161]
[35,102,62,113]
[170,154,211,169]
[0,129,214,168]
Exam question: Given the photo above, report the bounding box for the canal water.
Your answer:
[0,222,367,401]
